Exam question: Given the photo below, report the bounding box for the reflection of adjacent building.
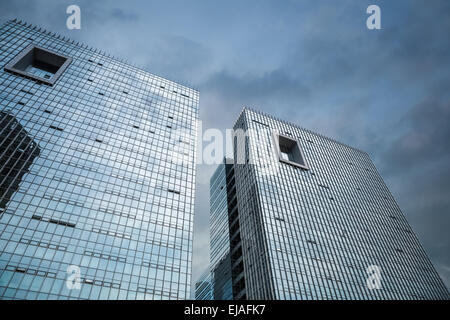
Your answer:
[194,269,214,300]
[199,108,449,300]
[0,20,199,300]
[0,111,40,212]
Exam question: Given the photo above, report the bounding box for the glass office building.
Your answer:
[226,107,448,300]
[195,159,235,300]
[0,20,199,299]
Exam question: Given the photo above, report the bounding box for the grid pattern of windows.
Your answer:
[194,269,213,300]
[0,20,198,300]
[195,160,234,300]
[232,108,449,300]
[209,161,231,268]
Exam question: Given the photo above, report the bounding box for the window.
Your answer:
[4,44,72,85]
[273,133,308,169]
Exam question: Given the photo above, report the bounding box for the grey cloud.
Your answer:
[110,8,139,22]
[383,99,450,171]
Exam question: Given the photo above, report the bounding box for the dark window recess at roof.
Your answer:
[389,216,397,220]
[95,138,103,143]
[32,214,42,220]
[88,59,94,62]
[356,187,361,191]
[276,133,309,169]
[88,69,94,72]
[307,239,317,245]
[133,125,139,129]
[275,217,285,222]
[97,63,103,66]
[44,110,52,114]
[172,90,177,93]
[98,92,104,96]
[4,44,72,86]
[330,197,334,200]
[168,116,174,119]
[396,248,404,253]
[123,91,128,94]
[166,125,172,129]
[180,93,189,98]
[167,189,180,195]
[160,85,165,89]
[49,125,63,131]
[318,184,330,189]
[307,139,314,143]
[17,101,25,105]
[87,79,93,82]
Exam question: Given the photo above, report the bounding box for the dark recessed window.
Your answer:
[4,44,72,85]
[274,133,308,169]
[49,125,63,131]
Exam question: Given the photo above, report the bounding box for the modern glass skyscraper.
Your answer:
[195,158,236,300]
[210,108,449,300]
[0,20,198,300]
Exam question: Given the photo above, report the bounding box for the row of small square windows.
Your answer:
[85,58,190,99]
[19,101,178,138]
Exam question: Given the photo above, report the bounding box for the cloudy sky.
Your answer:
[1,0,449,291]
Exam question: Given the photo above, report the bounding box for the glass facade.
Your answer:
[209,159,231,268]
[194,268,213,300]
[195,159,234,300]
[0,20,199,300]
[229,108,449,300]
